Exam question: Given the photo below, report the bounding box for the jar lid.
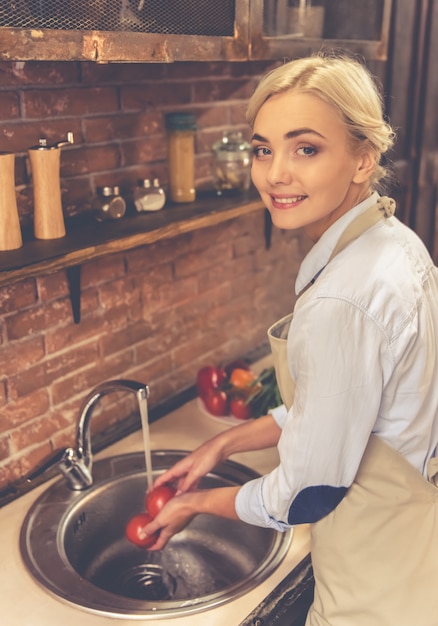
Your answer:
[98,186,119,196]
[165,112,197,131]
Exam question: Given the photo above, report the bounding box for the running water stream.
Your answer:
[139,394,154,492]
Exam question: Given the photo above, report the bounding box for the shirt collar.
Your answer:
[295,192,380,295]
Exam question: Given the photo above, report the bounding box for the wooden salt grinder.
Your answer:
[28,132,74,240]
[0,151,23,251]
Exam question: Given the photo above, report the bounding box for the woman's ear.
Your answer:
[352,150,377,184]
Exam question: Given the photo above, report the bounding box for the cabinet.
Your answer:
[250,0,393,61]
[0,0,392,63]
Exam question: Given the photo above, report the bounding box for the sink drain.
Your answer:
[119,564,177,601]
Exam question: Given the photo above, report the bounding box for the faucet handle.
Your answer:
[58,448,93,490]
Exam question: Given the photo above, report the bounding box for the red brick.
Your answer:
[0,457,21,488]
[0,90,20,120]
[0,336,45,378]
[8,363,48,399]
[121,83,191,110]
[98,275,141,311]
[5,297,72,340]
[0,388,50,430]
[51,349,135,406]
[0,118,83,154]
[126,247,173,277]
[174,241,233,278]
[195,105,230,129]
[0,279,37,314]
[193,79,255,103]
[37,272,70,302]
[10,413,70,453]
[166,62,232,80]
[81,62,166,84]
[81,253,126,287]
[23,86,119,118]
[83,111,163,143]
[45,343,101,380]
[120,135,167,167]
[0,61,79,87]
[16,441,55,480]
[0,435,11,462]
[0,380,6,406]
[100,321,151,357]
[61,144,121,176]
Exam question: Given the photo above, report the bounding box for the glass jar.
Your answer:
[165,112,197,203]
[211,131,252,196]
[134,178,166,212]
[93,186,126,221]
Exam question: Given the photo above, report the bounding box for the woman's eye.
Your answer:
[297,145,317,157]
[252,145,271,158]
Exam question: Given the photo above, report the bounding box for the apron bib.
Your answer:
[267,198,438,626]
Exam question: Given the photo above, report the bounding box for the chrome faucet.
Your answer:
[0,379,149,503]
[58,379,150,490]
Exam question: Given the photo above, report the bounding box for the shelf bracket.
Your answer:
[66,265,81,324]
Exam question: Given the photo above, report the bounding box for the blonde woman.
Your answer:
[146,54,438,625]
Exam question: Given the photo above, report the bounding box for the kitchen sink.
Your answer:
[20,450,292,619]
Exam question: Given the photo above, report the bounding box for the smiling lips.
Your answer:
[271,194,307,208]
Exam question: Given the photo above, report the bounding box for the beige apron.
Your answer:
[268,198,438,626]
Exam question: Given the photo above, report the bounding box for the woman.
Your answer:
[145,53,438,625]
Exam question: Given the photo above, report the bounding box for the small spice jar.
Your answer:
[165,112,197,203]
[93,186,126,221]
[211,131,252,195]
[134,178,166,212]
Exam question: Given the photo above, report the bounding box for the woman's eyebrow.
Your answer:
[251,128,325,142]
[285,128,325,139]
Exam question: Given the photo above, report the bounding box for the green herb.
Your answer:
[247,367,283,418]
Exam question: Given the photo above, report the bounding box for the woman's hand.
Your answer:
[152,414,282,495]
[144,486,240,550]
[152,436,226,494]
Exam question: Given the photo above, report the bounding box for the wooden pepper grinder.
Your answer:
[28,132,74,240]
[0,151,23,251]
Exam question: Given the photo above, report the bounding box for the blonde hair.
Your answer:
[247,53,395,190]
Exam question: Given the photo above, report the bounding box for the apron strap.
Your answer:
[427,455,438,486]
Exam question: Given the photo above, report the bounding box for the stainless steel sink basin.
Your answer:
[20,450,292,619]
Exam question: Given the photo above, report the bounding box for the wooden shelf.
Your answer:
[0,189,265,289]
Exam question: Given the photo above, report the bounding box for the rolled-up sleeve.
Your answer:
[269,403,288,428]
[235,476,290,531]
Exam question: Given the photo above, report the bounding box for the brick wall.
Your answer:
[0,60,308,493]
[0,60,274,224]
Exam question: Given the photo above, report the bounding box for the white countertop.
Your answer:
[0,361,310,626]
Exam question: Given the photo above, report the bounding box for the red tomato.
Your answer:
[196,366,227,398]
[230,397,252,420]
[145,484,177,518]
[125,512,158,548]
[202,388,229,416]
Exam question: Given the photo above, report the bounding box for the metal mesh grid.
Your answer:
[0,0,236,36]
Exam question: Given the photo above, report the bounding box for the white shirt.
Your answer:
[236,194,438,530]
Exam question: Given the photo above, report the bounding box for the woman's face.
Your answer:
[250,90,373,241]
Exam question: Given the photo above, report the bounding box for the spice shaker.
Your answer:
[211,131,252,195]
[0,152,22,251]
[134,178,166,212]
[165,112,197,203]
[28,131,74,239]
[93,186,126,221]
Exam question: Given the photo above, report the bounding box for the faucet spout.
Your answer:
[62,379,150,490]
